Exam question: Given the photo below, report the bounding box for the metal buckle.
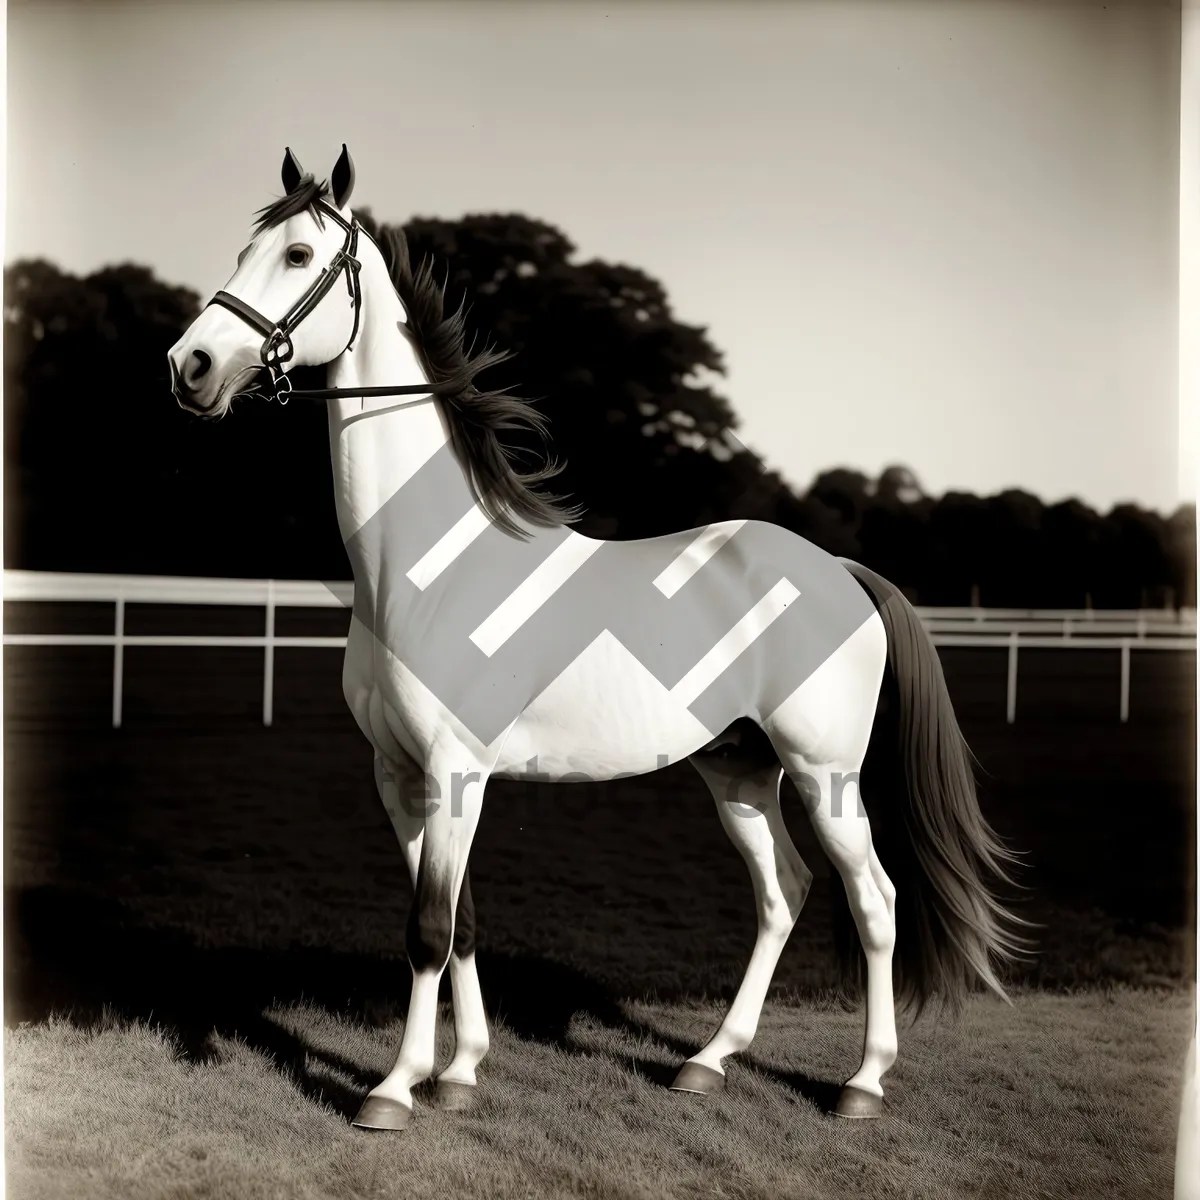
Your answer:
[273,374,293,405]
[265,329,294,368]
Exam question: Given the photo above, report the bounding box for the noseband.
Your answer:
[204,199,442,406]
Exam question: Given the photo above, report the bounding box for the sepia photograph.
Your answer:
[3,1,1196,1196]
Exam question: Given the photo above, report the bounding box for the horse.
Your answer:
[167,145,1025,1132]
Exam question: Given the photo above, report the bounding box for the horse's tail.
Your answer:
[839,559,1031,1014]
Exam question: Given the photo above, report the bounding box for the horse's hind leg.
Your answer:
[763,739,897,1113]
[783,753,897,1117]
[671,751,813,1094]
[763,617,897,1117]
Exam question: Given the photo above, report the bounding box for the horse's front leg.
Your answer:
[354,743,488,1131]
[371,752,489,1109]
[436,871,489,1106]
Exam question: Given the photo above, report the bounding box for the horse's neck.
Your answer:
[324,249,475,556]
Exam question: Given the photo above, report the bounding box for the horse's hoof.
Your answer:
[833,1084,883,1119]
[669,1061,725,1096]
[352,1095,413,1131]
[434,1079,478,1112]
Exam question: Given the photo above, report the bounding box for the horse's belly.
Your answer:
[493,630,715,780]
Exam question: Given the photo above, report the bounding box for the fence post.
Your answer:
[263,579,275,727]
[1006,632,1018,724]
[1120,640,1131,723]
[112,596,125,729]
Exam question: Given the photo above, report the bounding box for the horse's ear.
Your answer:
[331,143,355,209]
[282,147,305,194]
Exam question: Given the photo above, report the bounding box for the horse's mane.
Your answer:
[253,175,332,236]
[254,174,580,539]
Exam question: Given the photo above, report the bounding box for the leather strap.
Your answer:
[203,200,411,403]
[207,290,278,339]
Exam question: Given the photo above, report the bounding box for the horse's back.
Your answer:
[347,515,880,772]
[497,519,881,778]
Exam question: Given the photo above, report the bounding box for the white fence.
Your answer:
[3,570,1195,728]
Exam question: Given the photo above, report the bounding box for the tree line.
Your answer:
[4,209,1193,608]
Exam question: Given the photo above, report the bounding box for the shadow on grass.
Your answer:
[6,885,845,1121]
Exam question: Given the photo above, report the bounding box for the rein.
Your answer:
[204,199,444,406]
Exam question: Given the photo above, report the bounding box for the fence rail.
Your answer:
[3,570,1195,728]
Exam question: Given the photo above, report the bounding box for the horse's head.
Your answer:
[168,145,359,417]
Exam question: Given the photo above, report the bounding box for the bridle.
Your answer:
[204,199,442,406]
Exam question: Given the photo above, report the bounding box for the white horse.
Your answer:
[168,146,1025,1132]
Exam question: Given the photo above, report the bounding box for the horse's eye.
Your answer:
[286,244,313,268]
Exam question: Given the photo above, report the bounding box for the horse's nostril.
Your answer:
[189,349,212,383]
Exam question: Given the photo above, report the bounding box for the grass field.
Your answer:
[5,989,1192,1200]
[3,621,1197,1197]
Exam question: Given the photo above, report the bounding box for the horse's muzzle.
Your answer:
[169,356,215,415]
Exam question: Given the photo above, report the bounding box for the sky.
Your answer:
[5,0,1187,515]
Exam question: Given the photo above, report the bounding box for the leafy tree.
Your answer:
[1041,499,1103,608]
[3,259,348,578]
[976,489,1047,607]
[1095,504,1173,609]
[858,466,932,599]
[356,209,787,540]
[1167,504,1197,608]
[923,491,988,605]
[4,226,1194,610]
[4,260,200,572]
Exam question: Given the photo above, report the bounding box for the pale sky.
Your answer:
[5,0,1186,514]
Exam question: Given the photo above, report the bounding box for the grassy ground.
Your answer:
[3,631,1196,1196]
[6,989,1192,1200]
